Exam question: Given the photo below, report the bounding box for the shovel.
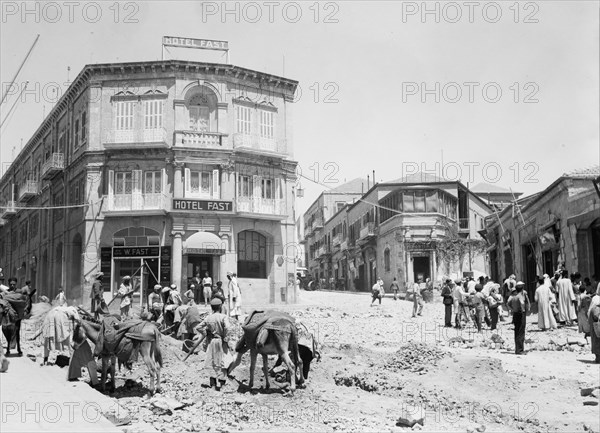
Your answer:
[181,335,205,362]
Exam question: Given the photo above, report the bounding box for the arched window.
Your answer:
[237,231,267,279]
[384,247,391,272]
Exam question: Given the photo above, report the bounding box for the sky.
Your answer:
[1,1,598,218]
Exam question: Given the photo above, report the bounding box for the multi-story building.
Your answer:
[484,166,600,299]
[470,182,523,211]
[0,60,300,307]
[300,178,366,283]
[302,173,493,292]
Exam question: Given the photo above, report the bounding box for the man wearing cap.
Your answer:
[507,281,530,355]
[118,276,134,320]
[91,272,104,319]
[441,279,454,327]
[193,298,234,391]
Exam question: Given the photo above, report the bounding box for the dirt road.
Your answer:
[18,290,600,432]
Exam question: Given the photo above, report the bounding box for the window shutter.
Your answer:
[132,170,142,193]
[161,168,167,195]
[184,168,191,196]
[212,169,220,199]
[107,170,114,210]
[253,175,260,198]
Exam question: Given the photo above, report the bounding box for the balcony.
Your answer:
[236,197,285,217]
[1,201,16,219]
[18,180,39,202]
[104,193,170,214]
[105,128,168,148]
[359,222,376,240]
[459,218,469,232]
[340,240,348,251]
[311,218,324,232]
[175,131,223,148]
[41,153,65,179]
[233,133,287,154]
[332,234,341,249]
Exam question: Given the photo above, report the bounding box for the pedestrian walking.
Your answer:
[118,276,134,320]
[557,270,577,325]
[211,281,226,305]
[390,277,400,300]
[91,272,104,320]
[202,272,213,307]
[472,284,486,333]
[441,279,454,327]
[184,284,196,306]
[370,278,384,306]
[507,281,530,355]
[227,272,242,320]
[148,284,164,321]
[194,298,234,390]
[412,278,424,317]
[486,284,503,331]
[587,285,600,363]
[534,275,557,331]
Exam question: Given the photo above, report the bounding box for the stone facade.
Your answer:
[0,60,300,308]
[484,167,600,299]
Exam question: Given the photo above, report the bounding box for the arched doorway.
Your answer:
[185,86,218,132]
[69,234,82,302]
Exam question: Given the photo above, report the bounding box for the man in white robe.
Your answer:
[535,276,557,330]
[556,270,576,325]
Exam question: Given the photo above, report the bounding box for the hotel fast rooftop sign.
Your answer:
[162,36,229,51]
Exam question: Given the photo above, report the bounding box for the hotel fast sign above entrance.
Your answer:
[172,199,233,212]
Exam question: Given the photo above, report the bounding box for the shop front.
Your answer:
[181,230,227,289]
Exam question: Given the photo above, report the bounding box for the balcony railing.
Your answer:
[105,128,168,146]
[332,234,341,248]
[104,193,170,213]
[1,201,16,219]
[236,197,285,215]
[340,240,348,251]
[459,218,469,231]
[359,222,376,240]
[41,153,65,179]
[233,133,287,154]
[311,218,324,231]
[18,180,39,201]
[175,131,222,148]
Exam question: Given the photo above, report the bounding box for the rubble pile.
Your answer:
[384,342,449,373]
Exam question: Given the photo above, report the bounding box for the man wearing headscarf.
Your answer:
[535,275,557,331]
[587,284,600,363]
[507,282,530,355]
[148,284,164,321]
[556,270,576,325]
[193,298,234,390]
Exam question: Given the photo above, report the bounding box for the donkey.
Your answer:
[228,314,304,393]
[75,315,163,394]
[0,301,23,357]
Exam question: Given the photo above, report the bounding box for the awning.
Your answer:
[184,231,225,255]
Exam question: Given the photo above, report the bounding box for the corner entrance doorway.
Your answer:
[413,256,430,282]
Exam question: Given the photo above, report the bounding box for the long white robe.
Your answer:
[556,278,576,322]
[534,284,557,330]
